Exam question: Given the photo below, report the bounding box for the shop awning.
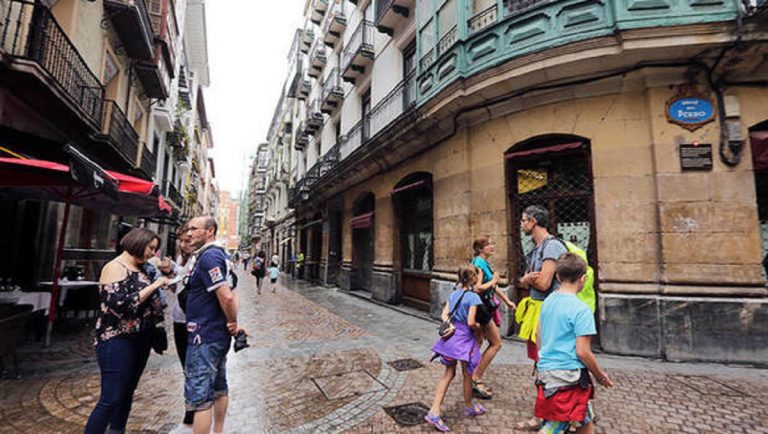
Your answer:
[505,142,583,160]
[350,211,374,229]
[392,179,429,194]
[751,131,768,173]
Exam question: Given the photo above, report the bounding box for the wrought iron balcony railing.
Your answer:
[321,68,344,114]
[104,0,154,60]
[340,19,374,81]
[165,180,183,207]
[139,144,156,180]
[1,0,104,127]
[322,1,347,47]
[100,100,140,169]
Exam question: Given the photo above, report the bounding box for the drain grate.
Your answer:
[312,370,387,400]
[384,402,430,426]
[387,358,424,372]
[666,375,749,397]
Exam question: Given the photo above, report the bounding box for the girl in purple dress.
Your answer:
[426,265,487,432]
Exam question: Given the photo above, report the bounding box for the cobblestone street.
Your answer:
[1,270,767,434]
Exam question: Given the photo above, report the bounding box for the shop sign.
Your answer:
[666,88,716,131]
[679,143,713,171]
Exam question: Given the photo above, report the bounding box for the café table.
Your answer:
[37,280,100,319]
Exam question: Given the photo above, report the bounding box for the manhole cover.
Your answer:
[384,402,430,426]
[387,358,424,372]
[667,375,749,397]
[312,370,387,400]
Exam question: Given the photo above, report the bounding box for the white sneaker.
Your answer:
[167,424,193,434]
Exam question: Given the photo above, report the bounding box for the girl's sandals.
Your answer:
[472,380,493,399]
[425,412,450,432]
[463,403,486,417]
[514,417,542,431]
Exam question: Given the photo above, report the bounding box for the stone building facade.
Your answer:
[258,0,768,363]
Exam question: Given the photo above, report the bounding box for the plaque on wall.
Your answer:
[679,143,713,171]
[665,86,716,132]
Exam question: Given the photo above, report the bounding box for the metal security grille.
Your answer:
[506,141,597,298]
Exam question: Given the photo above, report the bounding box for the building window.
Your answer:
[361,89,371,141]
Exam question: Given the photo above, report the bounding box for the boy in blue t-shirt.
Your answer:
[268,262,279,294]
[534,253,613,434]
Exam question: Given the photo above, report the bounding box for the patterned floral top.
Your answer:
[93,264,164,346]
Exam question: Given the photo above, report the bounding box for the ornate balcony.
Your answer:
[0,0,104,131]
[138,144,157,180]
[300,28,314,54]
[308,41,327,79]
[134,41,171,98]
[104,0,154,60]
[375,0,414,36]
[322,3,348,48]
[306,100,324,135]
[295,122,309,151]
[321,68,344,114]
[310,0,328,25]
[341,20,375,84]
[165,180,183,208]
[98,100,141,173]
[297,78,311,101]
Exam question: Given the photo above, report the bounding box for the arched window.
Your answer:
[505,135,597,302]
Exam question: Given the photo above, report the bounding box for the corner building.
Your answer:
[265,0,768,364]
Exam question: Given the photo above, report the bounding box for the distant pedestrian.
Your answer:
[425,265,486,432]
[533,253,612,434]
[514,205,568,431]
[469,235,516,400]
[268,261,279,294]
[271,253,280,267]
[251,251,267,294]
[85,228,169,434]
[242,251,251,270]
[184,216,244,434]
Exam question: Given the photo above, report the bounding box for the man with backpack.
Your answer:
[250,251,267,294]
[514,205,568,431]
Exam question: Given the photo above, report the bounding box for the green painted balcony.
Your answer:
[416,0,740,104]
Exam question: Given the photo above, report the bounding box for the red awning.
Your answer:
[505,142,583,160]
[751,131,768,173]
[391,179,428,194]
[350,211,374,229]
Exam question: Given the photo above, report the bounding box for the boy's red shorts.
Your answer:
[534,384,594,423]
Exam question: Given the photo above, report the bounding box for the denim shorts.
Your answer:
[184,339,230,411]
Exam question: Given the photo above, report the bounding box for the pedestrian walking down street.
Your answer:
[425,265,486,432]
[84,228,170,434]
[242,251,251,270]
[268,261,279,294]
[533,253,613,434]
[166,224,197,433]
[251,251,267,294]
[184,216,244,434]
[514,205,568,432]
[470,236,516,400]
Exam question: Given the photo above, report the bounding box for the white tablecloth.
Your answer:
[38,280,99,306]
[0,291,51,313]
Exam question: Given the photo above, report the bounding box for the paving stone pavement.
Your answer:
[1,270,767,433]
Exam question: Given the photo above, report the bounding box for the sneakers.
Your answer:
[167,424,193,434]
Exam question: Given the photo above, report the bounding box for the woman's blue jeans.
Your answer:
[84,330,152,434]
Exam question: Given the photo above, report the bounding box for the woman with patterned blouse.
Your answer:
[85,228,170,434]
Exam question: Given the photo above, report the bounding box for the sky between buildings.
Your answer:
[207,0,305,195]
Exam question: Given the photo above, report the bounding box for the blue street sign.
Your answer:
[668,97,715,125]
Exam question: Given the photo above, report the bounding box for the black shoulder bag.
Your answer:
[438,289,469,339]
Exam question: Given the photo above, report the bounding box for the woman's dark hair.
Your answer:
[523,205,549,228]
[120,228,160,258]
[257,250,267,258]
[556,252,587,283]
[458,265,479,288]
[472,235,491,257]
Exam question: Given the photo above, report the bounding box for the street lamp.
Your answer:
[300,185,310,201]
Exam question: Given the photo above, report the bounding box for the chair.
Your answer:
[0,304,33,379]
